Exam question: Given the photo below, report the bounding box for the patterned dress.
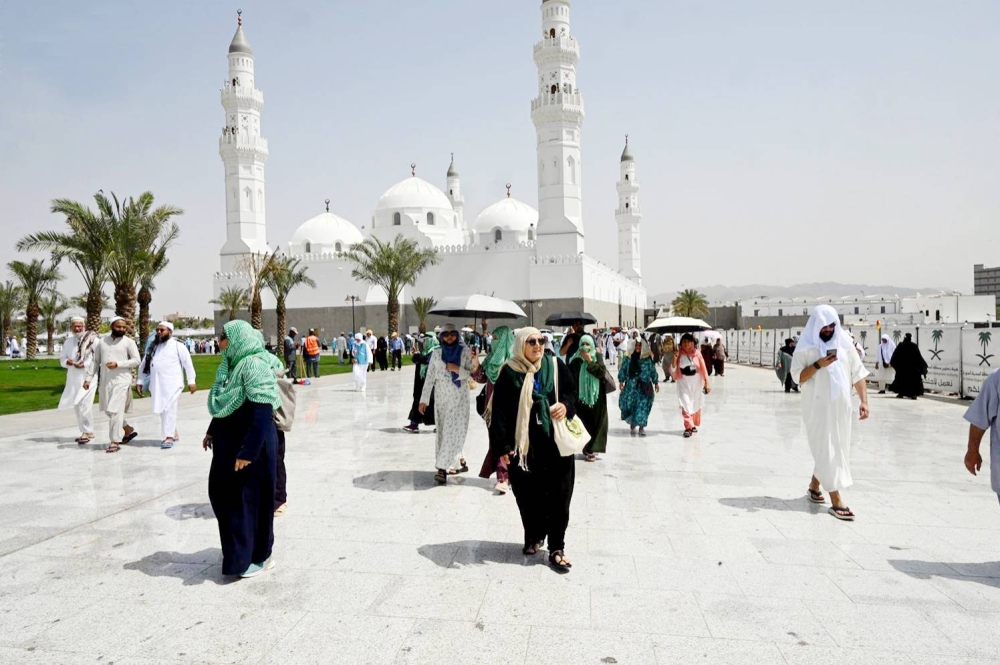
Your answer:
[618,356,659,428]
[420,346,474,470]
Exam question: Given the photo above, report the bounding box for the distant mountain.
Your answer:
[651,282,952,306]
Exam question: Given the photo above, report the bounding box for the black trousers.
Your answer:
[509,455,575,552]
[785,373,798,392]
[391,350,402,369]
[274,430,287,509]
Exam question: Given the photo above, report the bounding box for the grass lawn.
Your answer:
[0,354,411,416]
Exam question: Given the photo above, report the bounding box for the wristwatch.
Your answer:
[812,361,822,370]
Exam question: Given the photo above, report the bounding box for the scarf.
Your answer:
[505,326,555,471]
[569,334,600,406]
[74,330,99,364]
[142,334,168,375]
[420,336,440,378]
[208,320,282,418]
[482,326,514,384]
[628,345,643,378]
[440,333,465,387]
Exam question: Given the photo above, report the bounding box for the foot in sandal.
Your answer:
[828,505,855,521]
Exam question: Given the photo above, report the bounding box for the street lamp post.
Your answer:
[345,295,361,333]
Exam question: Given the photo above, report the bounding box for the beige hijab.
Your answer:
[506,326,544,469]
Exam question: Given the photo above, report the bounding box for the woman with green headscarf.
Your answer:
[473,326,515,493]
[403,335,439,432]
[569,334,609,461]
[203,320,282,579]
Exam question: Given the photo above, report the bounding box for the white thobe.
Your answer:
[58,335,98,434]
[138,338,196,439]
[87,335,141,442]
[875,344,896,390]
[791,346,869,491]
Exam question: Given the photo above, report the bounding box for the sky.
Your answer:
[1,1,997,318]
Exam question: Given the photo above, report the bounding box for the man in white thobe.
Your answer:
[791,305,870,521]
[58,317,99,444]
[137,321,196,449]
[84,317,141,453]
[336,333,348,364]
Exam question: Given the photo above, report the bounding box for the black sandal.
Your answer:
[105,443,120,454]
[808,488,825,504]
[457,459,469,473]
[683,430,693,438]
[122,431,138,444]
[828,505,855,521]
[548,550,572,572]
[434,469,447,485]
[522,542,541,556]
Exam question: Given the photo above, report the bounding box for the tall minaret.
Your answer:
[446,153,465,226]
[531,0,585,256]
[616,136,642,281]
[219,10,270,271]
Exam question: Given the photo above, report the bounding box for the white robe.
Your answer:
[58,334,97,410]
[875,343,896,385]
[791,346,869,491]
[87,335,141,414]
[138,338,196,414]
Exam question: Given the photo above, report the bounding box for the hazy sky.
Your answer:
[2,1,997,317]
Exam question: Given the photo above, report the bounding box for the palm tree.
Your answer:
[978,331,993,367]
[96,191,183,334]
[411,296,437,334]
[39,293,70,356]
[930,329,944,361]
[237,251,278,330]
[71,290,110,313]
[344,236,440,334]
[892,329,903,345]
[210,286,251,322]
[136,222,180,341]
[264,255,316,342]
[17,194,111,331]
[0,281,25,343]
[672,289,709,318]
[7,259,62,360]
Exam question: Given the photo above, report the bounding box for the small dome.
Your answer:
[620,140,633,162]
[473,196,539,233]
[228,25,253,55]
[376,176,454,212]
[446,155,459,178]
[290,211,363,249]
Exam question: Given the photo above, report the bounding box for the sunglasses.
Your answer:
[219,332,228,341]
[441,331,458,336]
[525,338,544,347]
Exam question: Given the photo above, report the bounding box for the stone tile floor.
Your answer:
[0,363,997,664]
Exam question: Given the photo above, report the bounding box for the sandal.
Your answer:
[584,453,597,462]
[122,431,138,444]
[457,459,469,473]
[75,435,92,445]
[828,505,855,521]
[434,469,447,485]
[161,439,174,449]
[683,430,693,438]
[522,543,539,556]
[548,550,572,572]
[105,443,121,454]
[808,488,825,504]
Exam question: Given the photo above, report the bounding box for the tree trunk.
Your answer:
[275,299,286,348]
[25,303,39,360]
[86,287,103,332]
[137,286,152,342]
[46,324,55,357]
[1,314,10,343]
[114,283,136,335]
[251,289,263,330]
[418,317,426,334]
[387,298,399,336]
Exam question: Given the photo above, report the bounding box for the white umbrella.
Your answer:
[645,316,712,334]
[460,327,474,333]
[429,295,526,320]
[700,330,723,341]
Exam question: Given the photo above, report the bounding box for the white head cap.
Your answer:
[157,321,174,331]
[70,316,85,325]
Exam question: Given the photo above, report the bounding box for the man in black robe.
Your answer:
[889,333,928,399]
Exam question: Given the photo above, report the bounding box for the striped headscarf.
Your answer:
[420,335,440,378]
[208,320,282,418]
[569,334,600,406]
[481,326,514,384]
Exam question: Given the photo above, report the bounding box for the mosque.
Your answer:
[213,1,648,338]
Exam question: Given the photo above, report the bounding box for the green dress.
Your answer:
[569,355,609,454]
[618,356,659,427]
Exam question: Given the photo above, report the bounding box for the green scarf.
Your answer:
[208,320,282,418]
[482,326,514,384]
[420,336,440,379]
[569,334,600,407]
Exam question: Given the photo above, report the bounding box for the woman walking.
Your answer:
[419,324,477,484]
[474,326,515,493]
[671,333,711,438]
[661,335,676,382]
[618,337,659,436]
[569,334,609,462]
[351,332,370,392]
[489,327,577,572]
[204,321,281,578]
[403,335,438,433]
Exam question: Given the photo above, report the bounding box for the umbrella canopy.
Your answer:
[700,330,723,342]
[428,295,526,320]
[460,327,474,333]
[645,316,713,334]
[544,311,597,326]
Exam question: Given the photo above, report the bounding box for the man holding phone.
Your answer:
[791,305,870,521]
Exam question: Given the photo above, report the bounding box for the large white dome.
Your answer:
[473,196,539,233]
[289,211,363,253]
[376,176,453,212]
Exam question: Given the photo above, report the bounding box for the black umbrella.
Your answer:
[544,311,597,327]
[428,295,526,320]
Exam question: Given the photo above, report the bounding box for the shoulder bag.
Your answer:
[551,357,590,456]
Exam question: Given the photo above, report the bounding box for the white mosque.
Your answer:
[213,1,647,337]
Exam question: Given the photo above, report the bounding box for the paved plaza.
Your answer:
[1,362,998,664]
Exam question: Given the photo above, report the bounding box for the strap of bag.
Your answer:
[552,356,559,402]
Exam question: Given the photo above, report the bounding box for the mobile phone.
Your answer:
[826,349,838,357]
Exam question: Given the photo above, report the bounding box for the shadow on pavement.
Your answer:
[165,503,215,520]
[417,540,540,569]
[124,549,228,585]
[353,470,491,492]
[890,559,1000,584]
[718,495,823,514]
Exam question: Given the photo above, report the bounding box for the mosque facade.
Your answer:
[213,1,647,338]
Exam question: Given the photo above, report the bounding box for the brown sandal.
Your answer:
[105,443,121,454]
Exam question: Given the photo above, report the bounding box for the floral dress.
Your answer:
[618,356,659,427]
[420,346,474,470]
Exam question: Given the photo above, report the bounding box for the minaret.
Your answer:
[219,10,270,271]
[446,153,465,226]
[616,136,641,280]
[531,0,585,256]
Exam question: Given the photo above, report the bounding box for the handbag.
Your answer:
[550,357,590,457]
[602,366,618,393]
[640,381,655,398]
[274,378,297,432]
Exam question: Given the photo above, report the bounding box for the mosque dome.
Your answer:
[289,207,363,254]
[229,25,253,55]
[473,196,538,234]
[375,176,453,212]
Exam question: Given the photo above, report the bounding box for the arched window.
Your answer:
[549,28,556,38]
[935,309,941,321]
[427,212,435,225]
[393,212,401,226]
[550,84,558,94]
[304,242,312,253]
[625,174,629,181]
[494,229,503,243]
[335,242,342,253]
[567,156,576,185]
[243,187,253,211]
[625,202,629,209]
[528,228,535,241]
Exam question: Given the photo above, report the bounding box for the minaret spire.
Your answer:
[616,135,641,280]
[446,154,465,225]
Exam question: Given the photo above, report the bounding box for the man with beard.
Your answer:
[137,321,197,449]
[59,317,99,444]
[791,306,869,521]
[84,317,141,453]
[889,333,928,400]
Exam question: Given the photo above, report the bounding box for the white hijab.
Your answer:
[879,334,897,364]
[794,305,855,400]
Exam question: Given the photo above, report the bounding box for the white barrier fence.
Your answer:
[722,324,998,398]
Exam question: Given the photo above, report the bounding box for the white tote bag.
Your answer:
[550,357,590,456]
